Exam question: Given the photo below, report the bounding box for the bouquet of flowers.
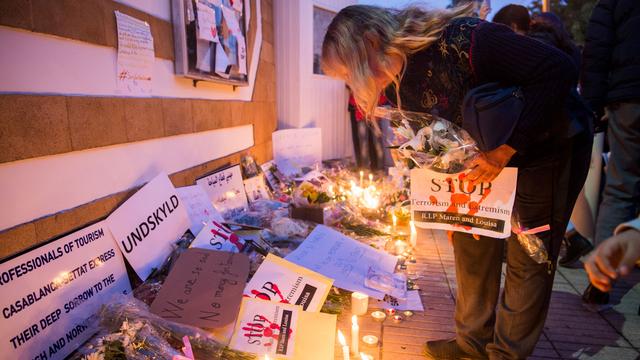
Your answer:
[72,296,255,360]
[383,109,478,173]
[292,181,332,207]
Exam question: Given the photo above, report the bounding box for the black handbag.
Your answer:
[462,82,525,152]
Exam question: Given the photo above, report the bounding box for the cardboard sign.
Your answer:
[196,165,248,215]
[285,225,397,300]
[0,221,131,360]
[150,249,249,328]
[106,173,190,281]
[190,220,246,253]
[272,128,322,176]
[244,254,333,312]
[411,168,518,239]
[177,185,224,236]
[230,298,336,359]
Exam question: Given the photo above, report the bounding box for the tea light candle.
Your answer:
[360,353,373,360]
[362,335,379,346]
[359,171,364,187]
[338,330,350,360]
[392,314,403,323]
[392,214,398,233]
[351,292,369,316]
[403,310,414,318]
[394,239,407,255]
[385,308,397,316]
[371,310,386,322]
[351,315,359,354]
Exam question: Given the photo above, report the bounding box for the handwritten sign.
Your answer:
[106,173,190,281]
[196,2,219,43]
[411,168,518,239]
[285,225,397,300]
[190,220,246,253]
[115,11,154,95]
[244,254,333,312]
[196,165,248,215]
[230,298,336,359]
[150,249,248,328]
[0,221,131,360]
[272,128,322,176]
[177,185,224,236]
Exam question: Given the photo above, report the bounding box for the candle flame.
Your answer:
[338,330,346,345]
[360,353,372,360]
[392,214,398,227]
[263,355,270,360]
[352,315,358,326]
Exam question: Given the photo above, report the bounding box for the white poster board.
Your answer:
[176,185,224,236]
[410,168,518,239]
[0,221,131,360]
[272,128,322,176]
[285,225,397,300]
[190,220,246,253]
[196,165,248,215]
[106,173,190,281]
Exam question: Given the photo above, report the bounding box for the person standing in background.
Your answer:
[492,4,530,34]
[581,0,640,309]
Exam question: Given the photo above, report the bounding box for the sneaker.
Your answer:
[582,284,611,312]
[559,232,593,268]
[424,339,483,360]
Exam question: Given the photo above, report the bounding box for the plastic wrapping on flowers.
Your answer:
[511,215,550,265]
[382,109,477,173]
[71,295,255,360]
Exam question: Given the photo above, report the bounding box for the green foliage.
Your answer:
[528,0,598,44]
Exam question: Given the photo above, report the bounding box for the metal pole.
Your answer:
[542,0,550,12]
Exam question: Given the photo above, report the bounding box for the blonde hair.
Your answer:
[322,3,474,119]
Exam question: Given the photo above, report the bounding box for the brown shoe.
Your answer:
[424,339,480,359]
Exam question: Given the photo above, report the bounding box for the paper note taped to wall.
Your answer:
[272,128,323,176]
[115,11,154,95]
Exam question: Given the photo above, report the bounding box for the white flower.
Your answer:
[120,320,143,338]
[84,352,104,360]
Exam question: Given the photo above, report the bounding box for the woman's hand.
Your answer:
[466,144,516,186]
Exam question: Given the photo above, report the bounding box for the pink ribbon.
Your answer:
[513,224,550,235]
[172,336,195,360]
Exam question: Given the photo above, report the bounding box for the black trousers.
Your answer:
[452,133,592,359]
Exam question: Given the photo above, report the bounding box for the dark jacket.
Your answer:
[581,0,640,115]
[385,18,577,154]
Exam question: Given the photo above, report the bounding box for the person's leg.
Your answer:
[595,102,640,244]
[488,139,573,359]
[452,232,503,358]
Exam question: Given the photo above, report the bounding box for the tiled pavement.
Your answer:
[335,228,640,359]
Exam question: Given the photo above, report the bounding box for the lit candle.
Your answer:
[394,239,407,255]
[368,173,373,186]
[351,315,359,354]
[359,171,364,187]
[338,330,350,360]
[409,220,417,248]
[392,214,398,233]
[351,292,369,316]
[403,310,414,318]
[392,314,404,324]
[371,310,386,322]
[360,353,373,360]
[362,335,379,346]
[263,355,270,360]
